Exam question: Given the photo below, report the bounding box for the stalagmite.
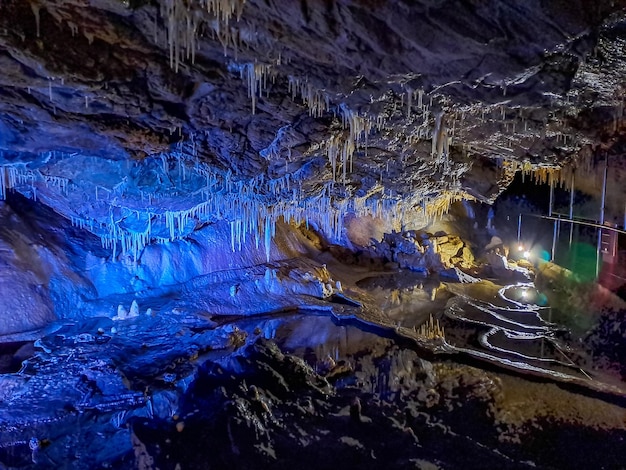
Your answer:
[116,304,128,320]
[417,315,445,340]
[129,300,140,318]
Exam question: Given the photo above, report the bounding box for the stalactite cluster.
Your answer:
[288,77,330,118]
[1,150,448,263]
[160,0,247,70]
[4,0,621,273]
[0,164,70,201]
[236,62,274,114]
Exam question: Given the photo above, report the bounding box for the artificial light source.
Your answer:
[518,245,524,251]
[523,251,531,259]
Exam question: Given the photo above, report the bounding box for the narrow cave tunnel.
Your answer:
[0,1,626,469]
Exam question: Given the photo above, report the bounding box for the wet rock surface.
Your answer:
[1,1,625,466]
[0,303,624,469]
[0,193,624,469]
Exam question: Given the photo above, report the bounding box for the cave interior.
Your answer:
[0,0,626,468]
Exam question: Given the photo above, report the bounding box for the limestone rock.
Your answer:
[0,0,625,264]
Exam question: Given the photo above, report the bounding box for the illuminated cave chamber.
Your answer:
[492,157,626,283]
[1,0,626,468]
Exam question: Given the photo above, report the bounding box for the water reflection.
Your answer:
[356,272,449,329]
[500,283,549,308]
[0,269,620,469]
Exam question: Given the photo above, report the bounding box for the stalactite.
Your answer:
[264,215,271,262]
[68,21,78,37]
[0,143,471,266]
[557,163,577,191]
[0,166,17,200]
[31,3,41,38]
[531,166,560,186]
[321,105,383,182]
[0,165,70,200]
[160,0,247,71]
[431,111,448,164]
[287,76,330,117]
[423,190,471,221]
[326,134,341,181]
[405,87,412,119]
[516,161,563,187]
[235,62,272,114]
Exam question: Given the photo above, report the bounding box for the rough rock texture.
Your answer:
[0,199,93,334]
[0,246,624,469]
[0,194,328,334]
[369,229,474,272]
[1,0,626,263]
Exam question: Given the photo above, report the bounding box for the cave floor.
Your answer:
[0,264,625,469]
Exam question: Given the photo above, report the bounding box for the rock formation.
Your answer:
[1,2,626,468]
[1,0,625,266]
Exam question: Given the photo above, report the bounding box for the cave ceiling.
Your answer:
[1,0,626,255]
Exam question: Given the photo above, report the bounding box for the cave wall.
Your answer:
[0,195,322,334]
[1,0,626,333]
